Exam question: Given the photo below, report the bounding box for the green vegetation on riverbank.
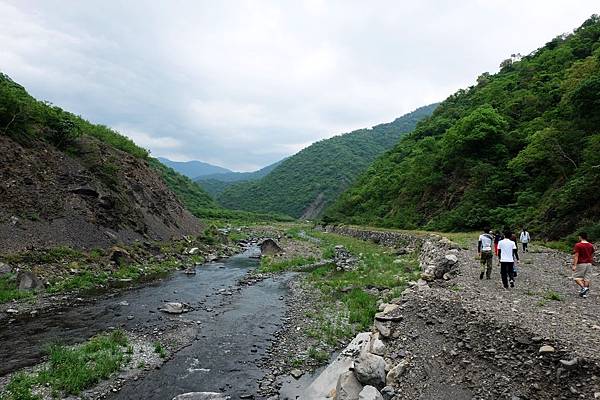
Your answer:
[0,274,34,303]
[0,235,232,303]
[262,228,420,366]
[0,331,129,400]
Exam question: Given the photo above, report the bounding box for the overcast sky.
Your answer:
[0,1,597,171]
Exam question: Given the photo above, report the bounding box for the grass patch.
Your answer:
[343,289,377,331]
[47,271,110,294]
[308,231,420,292]
[0,372,40,400]
[2,246,85,265]
[307,347,329,363]
[542,240,571,253]
[0,331,129,399]
[47,259,179,294]
[0,274,35,303]
[543,290,564,302]
[259,255,318,273]
[153,341,167,359]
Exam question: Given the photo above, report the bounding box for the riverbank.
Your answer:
[304,226,600,399]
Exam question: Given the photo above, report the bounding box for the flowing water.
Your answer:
[0,248,293,399]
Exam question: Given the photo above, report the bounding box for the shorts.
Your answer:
[574,263,592,281]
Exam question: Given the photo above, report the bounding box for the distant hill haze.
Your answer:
[156,157,231,179]
[326,15,600,241]
[217,104,438,219]
[196,159,285,197]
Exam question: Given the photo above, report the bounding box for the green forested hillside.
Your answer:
[326,16,600,240]
[217,104,438,218]
[0,73,148,158]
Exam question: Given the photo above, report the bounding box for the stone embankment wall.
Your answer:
[324,225,462,281]
[324,225,422,251]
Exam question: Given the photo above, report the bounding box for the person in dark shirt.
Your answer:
[510,234,520,279]
[493,231,503,256]
[572,232,595,298]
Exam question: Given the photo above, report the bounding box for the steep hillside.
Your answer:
[156,157,231,179]
[326,15,600,240]
[0,73,202,251]
[196,159,284,197]
[218,104,438,218]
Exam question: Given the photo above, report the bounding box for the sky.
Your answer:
[0,1,598,171]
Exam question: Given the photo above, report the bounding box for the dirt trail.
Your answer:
[453,244,600,361]
[378,241,600,399]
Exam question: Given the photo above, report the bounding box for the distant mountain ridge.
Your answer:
[157,157,231,179]
[196,159,286,197]
[217,104,438,218]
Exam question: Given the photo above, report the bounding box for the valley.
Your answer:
[1,9,599,400]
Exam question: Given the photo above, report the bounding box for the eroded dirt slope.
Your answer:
[0,135,201,251]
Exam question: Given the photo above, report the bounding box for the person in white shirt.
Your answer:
[519,228,531,252]
[497,230,518,289]
[478,227,495,280]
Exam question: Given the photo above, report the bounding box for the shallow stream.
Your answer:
[0,248,295,399]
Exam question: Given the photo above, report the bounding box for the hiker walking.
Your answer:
[519,228,531,252]
[510,233,520,279]
[478,228,494,280]
[494,231,503,256]
[497,230,518,289]
[572,232,595,298]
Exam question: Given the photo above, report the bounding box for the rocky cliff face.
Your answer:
[0,135,201,252]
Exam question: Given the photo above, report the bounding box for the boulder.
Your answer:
[334,371,363,400]
[370,339,385,356]
[109,246,133,266]
[290,369,304,379]
[385,360,409,386]
[380,386,395,400]
[160,302,190,314]
[0,262,12,276]
[420,265,436,281]
[70,186,100,197]
[260,239,283,255]
[172,393,228,400]
[17,271,42,290]
[354,352,386,388]
[374,320,391,338]
[188,247,200,255]
[359,386,384,400]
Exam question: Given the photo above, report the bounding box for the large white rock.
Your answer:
[354,352,386,388]
[334,371,363,400]
[160,302,188,314]
[358,386,384,400]
[302,332,371,399]
[172,393,228,400]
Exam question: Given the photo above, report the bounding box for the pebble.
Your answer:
[538,345,555,354]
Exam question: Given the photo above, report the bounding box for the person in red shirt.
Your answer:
[572,232,595,298]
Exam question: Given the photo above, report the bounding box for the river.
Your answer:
[0,248,294,399]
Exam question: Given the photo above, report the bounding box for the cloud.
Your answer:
[0,0,598,171]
